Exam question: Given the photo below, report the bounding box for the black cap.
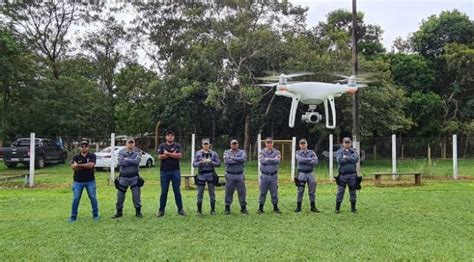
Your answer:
[343,137,352,143]
[166,130,175,135]
[265,137,273,142]
[80,141,89,147]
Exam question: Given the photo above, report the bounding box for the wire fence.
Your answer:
[1,134,472,161]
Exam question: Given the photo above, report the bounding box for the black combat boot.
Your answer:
[240,205,248,215]
[224,205,231,215]
[310,202,320,213]
[294,202,302,213]
[351,201,357,214]
[210,201,216,215]
[112,208,123,219]
[335,202,342,214]
[257,204,264,214]
[197,203,202,215]
[135,207,143,218]
[273,204,282,214]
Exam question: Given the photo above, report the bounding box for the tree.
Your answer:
[1,0,82,79]
[82,15,125,133]
[411,10,473,59]
[388,53,435,94]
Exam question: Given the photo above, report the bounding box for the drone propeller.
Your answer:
[333,73,374,83]
[255,72,313,81]
[257,83,277,87]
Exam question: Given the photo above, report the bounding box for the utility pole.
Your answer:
[351,0,361,175]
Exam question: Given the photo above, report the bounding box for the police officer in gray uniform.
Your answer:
[335,137,360,214]
[294,138,320,213]
[258,137,282,214]
[223,139,248,215]
[193,138,221,215]
[112,138,143,218]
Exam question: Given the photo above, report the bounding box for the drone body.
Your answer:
[259,73,365,129]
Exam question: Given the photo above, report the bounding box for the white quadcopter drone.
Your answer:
[258,73,367,129]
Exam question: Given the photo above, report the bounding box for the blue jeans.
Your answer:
[71,180,99,218]
[159,170,183,212]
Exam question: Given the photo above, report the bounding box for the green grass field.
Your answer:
[0,160,473,260]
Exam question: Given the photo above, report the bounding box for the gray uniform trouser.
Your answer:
[196,172,215,204]
[116,176,141,209]
[259,174,278,205]
[336,173,357,203]
[297,172,317,203]
[224,173,247,206]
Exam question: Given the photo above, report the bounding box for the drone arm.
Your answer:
[324,95,336,129]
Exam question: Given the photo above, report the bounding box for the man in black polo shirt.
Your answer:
[69,141,98,222]
[157,130,185,217]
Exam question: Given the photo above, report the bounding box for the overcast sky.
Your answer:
[289,0,473,49]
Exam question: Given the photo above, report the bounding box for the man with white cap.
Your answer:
[258,137,282,214]
[223,139,248,215]
[112,138,143,218]
[193,138,221,215]
[335,137,360,214]
[294,138,320,213]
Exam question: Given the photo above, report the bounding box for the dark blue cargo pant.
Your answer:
[336,173,357,203]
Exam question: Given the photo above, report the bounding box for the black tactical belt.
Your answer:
[262,172,277,176]
[298,169,313,173]
[119,172,139,178]
[226,171,243,175]
[340,171,356,175]
[198,170,214,175]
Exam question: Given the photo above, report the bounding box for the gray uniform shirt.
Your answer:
[193,149,220,174]
[296,149,318,172]
[223,149,246,174]
[118,148,141,177]
[259,148,281,174]
[336,147,359,174]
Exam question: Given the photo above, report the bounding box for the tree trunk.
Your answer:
[212,117,216,145]
[154,121,161,152]
[244,109,251,154]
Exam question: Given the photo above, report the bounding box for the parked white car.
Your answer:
[95,146,155,169]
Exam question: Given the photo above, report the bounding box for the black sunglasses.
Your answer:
[127,141,135,144]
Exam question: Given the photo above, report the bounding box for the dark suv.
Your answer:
[2,138,67,168]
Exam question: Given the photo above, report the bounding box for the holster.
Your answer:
[294,177,305,187]
[138,176,145,188]
[212,171,219,185]
[356,175,362,190]
[114,177,127,193]
[334,175,341,186]
[194,175,206,186]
